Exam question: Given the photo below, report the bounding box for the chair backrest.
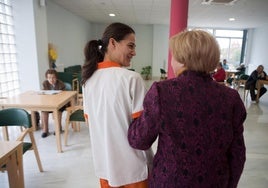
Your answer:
[64,65,82,74]
[57,71,75,91]
[57,71,74,84]
[0,108,32,129]
[160,68,166,74]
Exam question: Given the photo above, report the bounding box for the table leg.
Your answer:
[30,111,37,131]
[6,143,24,188]
[16,144,24,188]
[53,110,63,153]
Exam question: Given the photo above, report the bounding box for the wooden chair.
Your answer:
[0,108,43,172]
[76,72,83,101]
[236,74,250,101]
[64,103,86,146]
[160,68,167,80]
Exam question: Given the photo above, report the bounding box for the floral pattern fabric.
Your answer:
[128,70,246,188]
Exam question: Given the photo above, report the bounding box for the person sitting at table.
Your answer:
[245,65,267,101]
[222,59,229,70]
[41,69,66,138]
[235,63,246,76]
[212,62,226,82]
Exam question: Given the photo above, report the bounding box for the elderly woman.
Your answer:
[128,30,246,188]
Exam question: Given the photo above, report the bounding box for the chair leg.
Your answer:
[2,126,9,140]
[71,122,78,132]
[244,89,249,101]
[77,122,81,132]
[64,120,70,146]
[246,90,249,100]
[29,132,43,172]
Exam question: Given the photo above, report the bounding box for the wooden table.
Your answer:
[0,91,77,152]
[256,80,268,103]
[0,141,24,188]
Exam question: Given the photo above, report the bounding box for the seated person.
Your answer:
[245,65,267,101]
[212,62,226,82]
[235,63,246,76]
[222,59,229,70]
[41,69,66,138]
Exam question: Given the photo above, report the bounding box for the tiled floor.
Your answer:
[1,83,268,188]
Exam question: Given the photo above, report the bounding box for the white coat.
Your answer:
[83,61,153,187]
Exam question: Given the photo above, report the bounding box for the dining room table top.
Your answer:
[0,90,77,111]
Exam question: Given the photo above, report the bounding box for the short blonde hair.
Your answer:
[170,29,220,73]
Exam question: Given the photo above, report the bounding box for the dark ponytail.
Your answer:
[81,40,104,85]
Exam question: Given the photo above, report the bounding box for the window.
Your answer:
[192,28,245,69]
[0,0,19,97]
[215,29,244,67]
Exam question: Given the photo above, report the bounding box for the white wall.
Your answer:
[152,25,169,78]
[46,0,92,71]
[13,0,92,92]
[90,23,107,40]
[132,24,154,74]
[33,0,49,89]
[13,0,41,91]
[247,24,268,74]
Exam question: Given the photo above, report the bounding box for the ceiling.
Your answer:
[50,0,268,29]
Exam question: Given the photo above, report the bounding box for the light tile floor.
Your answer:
[1,84,268,188]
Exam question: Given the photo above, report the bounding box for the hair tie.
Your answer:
[97,39,103,50]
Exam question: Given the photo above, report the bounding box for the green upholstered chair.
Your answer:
[64,65,82,75]
[57,71,75,91]
[160,68,167,80]
[0,108,43,172]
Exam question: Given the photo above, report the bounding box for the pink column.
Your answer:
[167,0,189,79]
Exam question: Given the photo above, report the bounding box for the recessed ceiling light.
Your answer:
[229,17,235,21]
[109,13,115,17]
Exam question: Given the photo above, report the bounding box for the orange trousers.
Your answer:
[100,178,148,188]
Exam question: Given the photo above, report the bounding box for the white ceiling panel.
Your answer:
[51,0,268,29]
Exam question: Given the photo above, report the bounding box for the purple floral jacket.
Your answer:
[128,70,246,188]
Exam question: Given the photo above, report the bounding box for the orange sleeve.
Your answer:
[132,111,143,119]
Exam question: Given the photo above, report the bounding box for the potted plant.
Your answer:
[141,66,152,80]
